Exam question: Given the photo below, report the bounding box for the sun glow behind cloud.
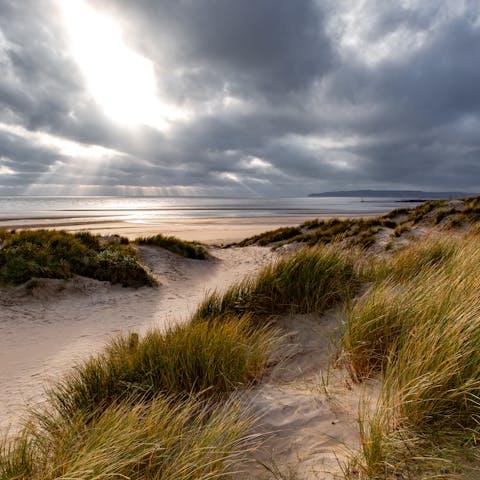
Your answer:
[0,164,15,175]
[58,0,186,130]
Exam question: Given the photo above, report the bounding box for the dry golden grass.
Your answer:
[1,396,256,480]
[344,232,480,478]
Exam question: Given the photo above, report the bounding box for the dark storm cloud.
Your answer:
[0,1,86,130]
[97,0,332,98]
[0,0,479,194]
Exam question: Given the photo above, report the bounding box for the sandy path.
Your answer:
[0,246,275,433]
[241,312,377,480]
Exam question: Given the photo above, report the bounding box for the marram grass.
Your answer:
[1,396,256,480]
[344,232,480,478]
[136,233,209,259]
[49,315,280,420]
[6,221,480,478]
[0,240,365,480]
[194,245,359,322]
[1,315,279,480]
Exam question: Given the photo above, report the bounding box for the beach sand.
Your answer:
[0,213,379,245]
[241,311,377,479]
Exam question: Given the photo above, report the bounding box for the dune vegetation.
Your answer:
[1,245,359,479]
[0,229,210,288]
[1,314,280,479]
[3,197,480,479]
[194,245,359,322]
[0,229,154,287]
[236,195,480,251]
[1,396,256,480]
[136,233,209,259]
[343,232,480,478]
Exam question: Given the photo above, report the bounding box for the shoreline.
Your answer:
[0,212,385,244]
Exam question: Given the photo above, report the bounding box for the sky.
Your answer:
[0,0,479,197]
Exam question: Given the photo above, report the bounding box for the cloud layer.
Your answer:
[0,0,479,195]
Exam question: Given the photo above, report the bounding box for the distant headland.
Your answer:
[308,190,472,199]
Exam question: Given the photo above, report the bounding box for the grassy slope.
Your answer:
[194,245,359,322]
[2,397,255,480]
[1,317,280,479]
[343,233,480,478]
[0,230,154,287]
[236,195,480,251]
[232,196,480,478]
[0,245,359,480]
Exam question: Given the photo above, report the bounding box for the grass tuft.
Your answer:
[194,245,359,322]
[49,316,279,420]
[1,313,279,479]
[238,226,302,247]
[344,233,480,477]
[136,234,209,259]
[1,396,256,480]
[407,199,447,224]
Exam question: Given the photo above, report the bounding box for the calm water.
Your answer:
[0,196,418,223]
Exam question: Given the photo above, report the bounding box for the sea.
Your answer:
[0,196,419,226]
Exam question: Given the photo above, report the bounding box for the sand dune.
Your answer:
[0,245,275,433]
[0,231,376,479]
[0,215,370,245]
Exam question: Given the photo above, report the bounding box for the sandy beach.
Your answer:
[3,198,475,478]
[0,213,382,245]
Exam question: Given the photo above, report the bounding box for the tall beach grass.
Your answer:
[6,215,480,478]
[194,245,359,322]
[343,232,480,477]
[1,240,365,480]
[1,313,279,480]
[50,316,279,420]
[1,396,256,480]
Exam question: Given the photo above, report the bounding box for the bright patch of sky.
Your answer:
[59,0,187,130]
